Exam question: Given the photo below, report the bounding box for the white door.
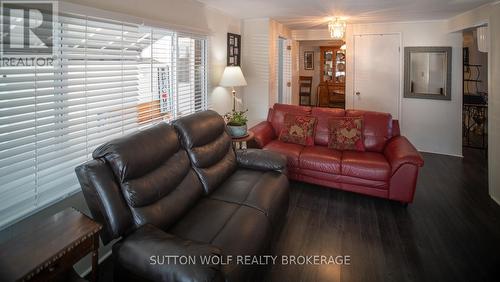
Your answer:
[353,34,400,119]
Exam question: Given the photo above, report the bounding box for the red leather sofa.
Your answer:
[249,104,424,204]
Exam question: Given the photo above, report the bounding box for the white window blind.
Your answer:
[0,13,208,229]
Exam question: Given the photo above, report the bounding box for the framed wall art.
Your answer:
[304,51,314,70]
[227,33,241,66]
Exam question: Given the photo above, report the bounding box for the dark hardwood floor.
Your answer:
[94,149,500,282]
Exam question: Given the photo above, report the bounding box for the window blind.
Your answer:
[177,33,207,117]
[0,13,208,229]
[0,14,141,228]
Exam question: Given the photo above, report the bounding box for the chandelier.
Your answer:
[328,18,346,40]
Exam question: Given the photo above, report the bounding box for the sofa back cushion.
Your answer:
[311,107,345,146]
[345,110,393,152]
[270,104,312,136]
[93,123,203,231]
[174,110,237,194]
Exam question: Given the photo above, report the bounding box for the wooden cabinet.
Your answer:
[318,46,346,108]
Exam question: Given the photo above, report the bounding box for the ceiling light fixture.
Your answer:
[328,18,346,40]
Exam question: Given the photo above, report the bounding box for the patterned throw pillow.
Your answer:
[279,114,317,146]
[328,116,365,151]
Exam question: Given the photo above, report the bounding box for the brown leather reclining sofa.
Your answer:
[75,110,289,282]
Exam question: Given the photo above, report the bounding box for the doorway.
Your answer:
[462,26,489,152]
[353,33,401,119]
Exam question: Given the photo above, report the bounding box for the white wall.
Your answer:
[60,0,241,115]
[241,18,295,125]
[204,7,242,114]
[448,1,500,204]
[241,19,271,125]
[344,21,463,157]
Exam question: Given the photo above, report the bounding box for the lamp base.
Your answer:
[232,88,237,112]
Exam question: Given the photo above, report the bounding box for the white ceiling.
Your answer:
[198,0,496,29]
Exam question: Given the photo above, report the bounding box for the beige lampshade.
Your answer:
[220,66,247,87]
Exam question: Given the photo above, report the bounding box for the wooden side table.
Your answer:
[231,131,254,150]
[0,208,102,282]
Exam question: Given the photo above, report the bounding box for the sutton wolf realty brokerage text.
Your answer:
[150,255,351,266]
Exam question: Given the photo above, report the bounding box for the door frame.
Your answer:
[277,37,292,104]
[352,32,403,121]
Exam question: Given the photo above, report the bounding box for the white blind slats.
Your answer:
[0,13,208,230]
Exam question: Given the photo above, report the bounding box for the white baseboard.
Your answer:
[418,150,463,158]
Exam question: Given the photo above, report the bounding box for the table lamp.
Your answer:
[219,66,247,111]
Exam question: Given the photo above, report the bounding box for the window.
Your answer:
[0,13,208,229]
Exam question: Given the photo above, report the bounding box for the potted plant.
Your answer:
[224,110,248,137]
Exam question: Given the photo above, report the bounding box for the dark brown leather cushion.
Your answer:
[169,198,273,282]
[209,168,289,227]
[174,110,237,194]
[92,123,204,230]
[235,149,287,172]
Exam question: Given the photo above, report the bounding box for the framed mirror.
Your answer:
[404,47,452,100]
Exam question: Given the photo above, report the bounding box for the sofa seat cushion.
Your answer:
[263,140,304,167]
[296,169,388,190]
[169,198,272,281]
[169,198,271,254]
[341,151,390,181]
[209,168,289,226]
[299,146,342,174]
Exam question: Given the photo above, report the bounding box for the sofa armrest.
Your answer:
[236,149,286,172]
[114,224,223,282]
[249,121,276,148]
[384,136,424,175]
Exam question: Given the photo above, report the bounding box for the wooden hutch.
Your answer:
[317,45,346,108]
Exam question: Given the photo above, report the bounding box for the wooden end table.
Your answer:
[231,131,254,150]
[0,208,102,282]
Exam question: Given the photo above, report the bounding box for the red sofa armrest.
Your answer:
[384,136,424,175]
[249,121,276,148]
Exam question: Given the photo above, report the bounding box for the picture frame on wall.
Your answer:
[227,33,241,66]
[304,51,314,70]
